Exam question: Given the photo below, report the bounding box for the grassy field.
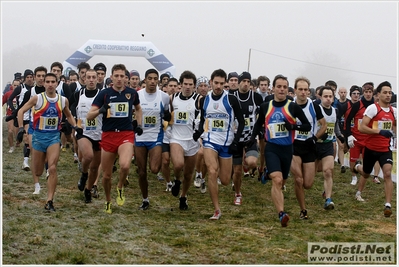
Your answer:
[1,121,397,264]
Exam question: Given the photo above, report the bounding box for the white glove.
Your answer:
[348,135,357,148]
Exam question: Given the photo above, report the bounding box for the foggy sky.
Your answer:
[1,1,397,93]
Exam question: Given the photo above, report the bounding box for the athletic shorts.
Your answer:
[60,121,72,135]
[32,131,60,153]
[293,141,316,163]
[363,147,393,175]
[135,140,162,151]
[264,142,293,180]
[28,123,34,135]
[233,141,259,165]
[315,142,334,160]
[76,134,101,152]
[162,142,170,153]
[170,138,200,157]
[203,140,231,159]
[15,119,30,128]
[350,141,366,162]
[101,131,134,153]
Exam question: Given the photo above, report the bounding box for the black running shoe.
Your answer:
[300,209,308,219]
[171,179,181,197]
[139,200,149,210]
[44,200,55,212]
[340,166,346,173]
[84,188,92,203]
[384,206,392,217]
[78,173,88,191]
[179,196,188,210]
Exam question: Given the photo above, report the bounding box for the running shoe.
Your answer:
[217,177,221,185]
[78,162,82,173]
[116,187,125,206]
[373,176,381,184]
[8,147,14,153]
[157,174,164,181]
[250,168,257,178]
[44,200,55,212]
[91,185,99,198]
[243,171,250,177]
[84,188,92,203]
[200,180,206,194]
[355,194,365,202]
[340,165,346,173]
[257,167,263,182]
[384,206,392,217]
[73,155,79,163]
[33,187,40,195]
[78,174,88,191]
[194,175,201,188]
[61,147,67,152]
[282,185,286,192]
[22,162,30,171]
[350,176,358,185]
[124,176,130,187]
[261,168,271,184]
[232,181,235,191]
[171,179,181,197]
[210,210,221,220]
[279,212,290,227]
[104,202,112,214]
[324,198,335,210]
[165,182,173,192]
[353,159,362,174]
[139,200,149,210]
[131,156,135,164]
[179,196,188,210]
[234,193,242,206]
[299,209,308,219]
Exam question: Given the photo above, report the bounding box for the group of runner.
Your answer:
[2,61,396,227]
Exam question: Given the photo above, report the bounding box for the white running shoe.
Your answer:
[234,193,242,205]
[22,162,30,171]
[200,181,206,194]
[33,188,40,195]
[350,176,358,185]
[165,182,172,192]
[355,194,365,202]
[373,177,381,184]
[217,177,221,185]
[210,210,221,220]
[194,175,201,188]
[8,147,14,153]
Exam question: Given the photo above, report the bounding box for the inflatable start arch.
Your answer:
[62,39,176,77]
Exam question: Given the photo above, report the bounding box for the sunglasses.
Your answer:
[352,92,360,95]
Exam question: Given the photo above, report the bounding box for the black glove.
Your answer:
[193,130,202,142]
[379,130,393,138]
[228,140,239,155]
[135,125,143,136]
[283,119,299,131]
[75,127,83,136]
[337,135,345,143]
[99,104,110,115]
[16,127,25,143]
[305,135,317,146]
[320,132,329,141]
[163,110,171,122]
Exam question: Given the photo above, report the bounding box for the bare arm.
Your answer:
[315,117,327,139]
[359,115,379,135]
[63,98,77,128]
[86,105,101,120]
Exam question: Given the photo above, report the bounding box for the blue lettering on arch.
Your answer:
[65,51,92,67]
